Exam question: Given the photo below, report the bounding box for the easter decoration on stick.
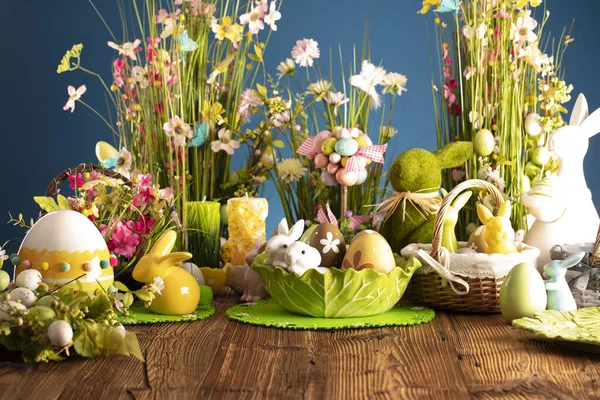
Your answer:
[544,251,586,311]
[522,94,600,270]
[132,230,200,315]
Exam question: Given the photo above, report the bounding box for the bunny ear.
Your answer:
[150,230,178,257]
[158,251,192,268]
[570,94,589,127]
[288,220,305,241]
[580,107,600,139]
[253,237,263,249]
[562,251,586,268]
[498,200,512,219]
[277,218,289,235]
[476,204,494,225]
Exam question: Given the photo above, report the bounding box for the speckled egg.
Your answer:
[321,138,338,156]
[342,230,396,273]
[308,223,347,268]
[47,320,73,348]
[335,138,359,157]
[15,269,42,291]
[9,287,36,308]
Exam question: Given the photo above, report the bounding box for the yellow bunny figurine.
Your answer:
[132,230,200,315]
[477,201,518,255]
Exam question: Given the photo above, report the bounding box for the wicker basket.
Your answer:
[567,226,600,308]
[401,179,540,313]
[44,163,130,199]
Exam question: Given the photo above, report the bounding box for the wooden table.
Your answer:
[1,295,599,400]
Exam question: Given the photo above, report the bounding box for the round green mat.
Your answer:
[119,304,215,325]
[226,299,435,330]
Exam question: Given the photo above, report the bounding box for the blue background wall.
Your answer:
[1,0,599,262]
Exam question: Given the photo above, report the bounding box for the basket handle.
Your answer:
[44,163,131,198]
[430,179,504,260]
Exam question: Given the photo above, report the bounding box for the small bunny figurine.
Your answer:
[544,251,586,311]
[524,94,600,270]
[476,201,518,255]
[132,230,200,315]
[285,242,327,276]
[241,238,269,302]
[264,218,305,268]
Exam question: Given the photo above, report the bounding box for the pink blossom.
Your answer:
[443,84,456,104]
[494,10,511,19]
[291,38,320,67]
[100,220,141,259]
[239,1,267,35]
[68,173,84,189]
[159,187,174,204]
[63,85,87,113]
[134,216,155,235]
[238,88,262,123]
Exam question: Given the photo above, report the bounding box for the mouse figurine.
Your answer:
[544,251,586,311]
[132,230,200,315]
[241,238,269,302]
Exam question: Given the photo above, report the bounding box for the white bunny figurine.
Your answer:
[523,94,600,271]
[285,242,327,276]
[544,251,586,311]
[264,218,305,269]
[241,238,269,302]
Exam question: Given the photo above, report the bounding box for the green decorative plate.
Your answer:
[252,253,421,318]
[226,299,435,330]
[513,307,600,352]
[118,304,215,325]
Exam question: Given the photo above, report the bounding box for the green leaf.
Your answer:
[133,289,153,303]
[87,293,111,316]
[248,54,261,62]
[252,253,421,318]
[33,196,59,213]
[113,281,130,292]
[272,140,285,149]
[57,194,72,210]
[253,44,263,62]
[122,292,134,309]
[256,84,267,98]
[74,329,99,358]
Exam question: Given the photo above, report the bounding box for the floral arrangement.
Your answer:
[420,0,573,232]
[56,0,282,248]
[240,34,407,223]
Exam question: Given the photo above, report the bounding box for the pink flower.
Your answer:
[159,187,174,204]
[238,88,262,123]
[68,173,84,189]
[239,1,267,35]
[134,216,155,235]
[63,85,87,113]
[494,10,511,19]
[107,39,142,60]
[101,220,141,259]
[210,129,240,155]
[163,116,193,147]
[137,173,153,188]
[291,38,320,67]
[264,1,281,31]
[443,84,456,104]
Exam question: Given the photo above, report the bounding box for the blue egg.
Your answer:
[335,138,359,157]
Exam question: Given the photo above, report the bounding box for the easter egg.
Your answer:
[15,269,42,291]
[308,223,347,268]
[314,153,329,168]
[300,224,317,244]
[329,152,341,164]
[355,168,369,185]
[474,129,495,156]
[499,262,547,323]
[321,170,337,186]
[47,320,73,348]
[327,162,339,175]
[531,146,551,166]
[525,113,543,137]
[10,287,36,308]
[335,138,359,157]
[336,168,357,186]
[37,295,55,308]
[321,138,338,156]
[313,130,333,154]
[31,306,57,325]
[337,128,351,139]
[349,127,361,138]
[358,134,372,147]
[16,210,114,293]
[342,230,396,273]
[180,262,205,287]
[0,270,9,292]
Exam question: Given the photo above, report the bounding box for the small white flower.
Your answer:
[512,13,538,45]
[62,85,87,113]
[107,39,141,60]
[163,116,194,147]
[382,72,408,96]
[277,158,307,184]
[463,66,476,81]
[153,276,165,295]
[131,66,150,89]
[264,1,281,31]
[277,58,295,78]
[307,80,331,100]
[349,61,387,109]
[319,232,340,254]
[0,248,8,262]
[211,129,240,155]
[113,292,125,312]
[380,126,398,140]
[239,1,267,35]
[324,92,349,116]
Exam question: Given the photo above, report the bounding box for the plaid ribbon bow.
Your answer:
[297,137,315,157]
[345,144,388,173]
[315,203,372,230]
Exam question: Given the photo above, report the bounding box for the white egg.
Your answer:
[0,301,28,322]
[15,270,43,291]
[329,152,341,164]
[337,128,351,139]
[525,113,543,137]
[9,287,36,308]
[349,127,361,138]
[180,262,205,286]
[47,320,73,348]
[355,168,369,185]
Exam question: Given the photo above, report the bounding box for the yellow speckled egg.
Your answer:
[341,230,396,273]
[16,210,113,293]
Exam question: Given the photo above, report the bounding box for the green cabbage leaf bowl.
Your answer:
[252,253,421,318]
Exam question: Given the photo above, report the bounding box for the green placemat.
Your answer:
[226,299,435,330]
[119,304,215,325]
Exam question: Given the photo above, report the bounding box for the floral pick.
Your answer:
[435,0,461,14]
[189,122,209,147]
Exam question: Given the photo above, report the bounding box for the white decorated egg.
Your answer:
[180,262,205,287]
[47,320,73,348]
[9,287,36,308]
[15,269,42,291]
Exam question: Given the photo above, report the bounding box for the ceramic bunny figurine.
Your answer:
[241,238,269,302]
[523,94,600,271]
[544,251,586,311]
[132,230,200,315]
[264,218,305,268]
[285,242,326,276]
[476,201,518,255]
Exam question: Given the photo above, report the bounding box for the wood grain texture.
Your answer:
[1,295,600,400]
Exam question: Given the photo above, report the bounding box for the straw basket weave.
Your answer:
[568,227,600,308]
[44,163,130,200]
[401,179,540,313]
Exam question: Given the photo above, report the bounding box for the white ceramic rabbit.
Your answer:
[264,218,305,269]
[544,251,586,311]
[523,94,600,271]
[285,242,327,276]
[241,238,269,302]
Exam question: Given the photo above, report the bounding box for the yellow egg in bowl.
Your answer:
[15,210,114,292]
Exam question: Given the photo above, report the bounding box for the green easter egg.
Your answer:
[300,224,317,244]
[531,147,551,166]
[499,262,547,323]
[220,204,229,226]
[473,129,495,157]
[199,285,213,306]
[321,138,338,156]
[0,270,10,292]
[37,295,55,308]
[334,138,359,157]
[31,306,57,325]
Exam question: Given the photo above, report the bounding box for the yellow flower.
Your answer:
[80,198,100,218]
[212,16,243,45]
[57,44,83,74]
[418,0,441,14]
[514,0,542,9]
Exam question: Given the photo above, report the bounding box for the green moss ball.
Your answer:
[389,149,442,193]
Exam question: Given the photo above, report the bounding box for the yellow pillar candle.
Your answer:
[227,197,268,266]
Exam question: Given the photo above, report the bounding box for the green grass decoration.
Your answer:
[186,201,221,268]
